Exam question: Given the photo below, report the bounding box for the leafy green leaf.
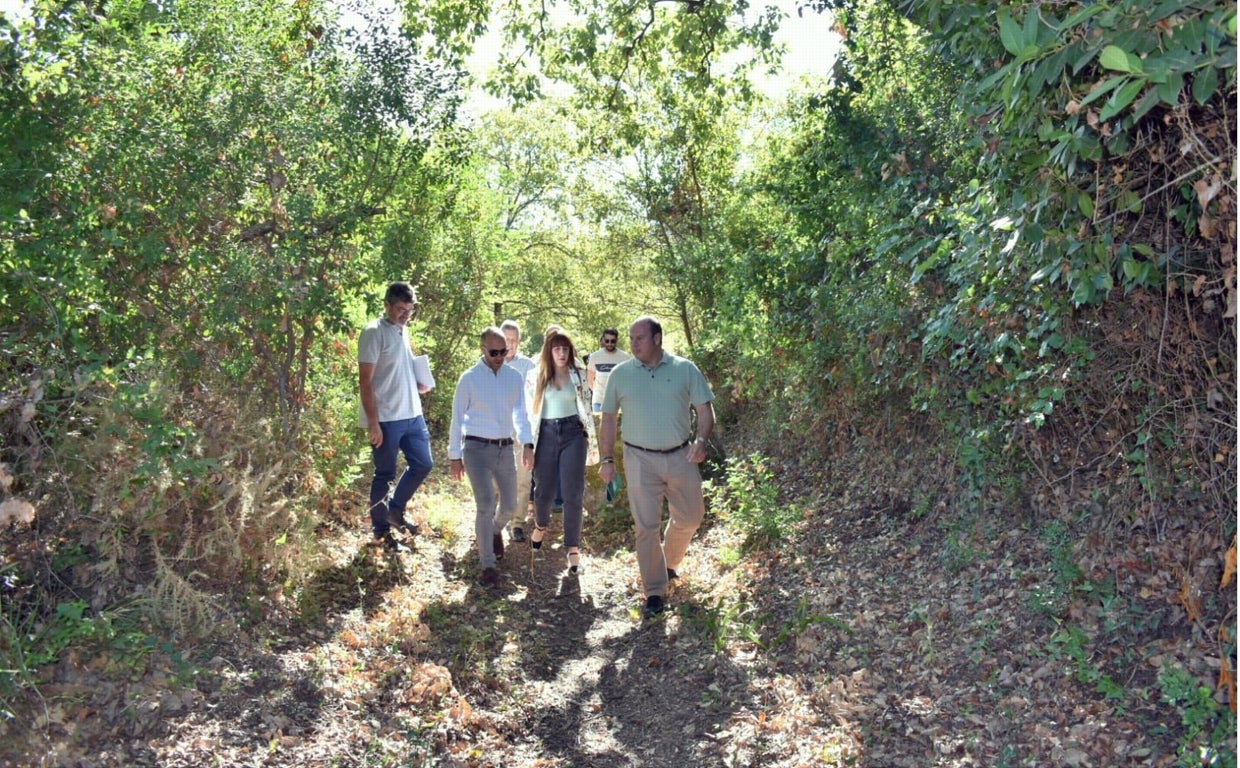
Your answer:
[1099,78,1145,121]
[1192,66,1219,105]
[1078,192,1095,218]
[998,8,1024,56]
[1132,88,1162,121]
[1099,45,1134,73]
[1058,4,1104,32]
[1079,75,1127,107]
[1156,73,1184,105]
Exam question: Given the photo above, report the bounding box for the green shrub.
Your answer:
[1159,665,1237,768]
[704,453,801,550]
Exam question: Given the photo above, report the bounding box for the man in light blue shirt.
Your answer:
[449,327,536,587]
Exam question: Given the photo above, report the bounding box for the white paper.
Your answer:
[412,354,435,390]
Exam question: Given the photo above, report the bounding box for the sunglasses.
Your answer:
[485,348,507,358]
[603,338,617,343]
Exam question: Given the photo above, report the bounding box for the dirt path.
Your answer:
[138,480,760,768]
[4,453,1219,767]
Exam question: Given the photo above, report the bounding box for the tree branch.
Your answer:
[237,206,387,242]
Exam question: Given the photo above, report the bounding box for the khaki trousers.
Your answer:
[622,444,705,597]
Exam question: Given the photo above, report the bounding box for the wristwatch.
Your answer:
[523,443,534,450]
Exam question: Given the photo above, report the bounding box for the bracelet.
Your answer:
[694,436,707,444]
[601,457,615,464]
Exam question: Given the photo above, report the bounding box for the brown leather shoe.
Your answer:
[480,567,499,587]
[492,532,504,560]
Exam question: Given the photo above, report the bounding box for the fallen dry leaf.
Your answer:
[1220,536,1236,589]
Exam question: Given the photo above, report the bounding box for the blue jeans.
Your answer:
[369,416,433,536]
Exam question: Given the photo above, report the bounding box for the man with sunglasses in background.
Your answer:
[448,327,536,587]
[358,281,435,552]
[586,328,630,417]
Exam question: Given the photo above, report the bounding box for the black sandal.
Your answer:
[531,525,547,550]
[566,549,582,573]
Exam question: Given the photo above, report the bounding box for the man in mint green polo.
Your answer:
[598,316,715,619]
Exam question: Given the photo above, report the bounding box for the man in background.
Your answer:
[587,328,629,416]
[501,319,536,543]
[358,281,434,552]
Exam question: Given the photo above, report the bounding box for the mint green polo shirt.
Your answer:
[601,352,714,450]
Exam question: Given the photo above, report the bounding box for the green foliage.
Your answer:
[1048,623,1126,701]
[1159,666,1237,768]
[1026,519,1086,617]
[2,0,464,441]
[0,573,173,718]
[682,595,765,654]
[896,0,1236,426]
[704,453,801,550]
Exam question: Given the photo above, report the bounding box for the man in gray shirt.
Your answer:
[598,316,715,618]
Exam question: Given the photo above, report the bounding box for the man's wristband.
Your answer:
[601,457,615,464]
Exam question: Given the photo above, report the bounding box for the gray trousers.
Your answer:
[532,417,587,548]
[462,441,519,568]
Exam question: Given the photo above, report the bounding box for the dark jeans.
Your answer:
[369,416,433,536]
[532,417,587,548]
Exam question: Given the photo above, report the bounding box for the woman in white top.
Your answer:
[528,330,595,572]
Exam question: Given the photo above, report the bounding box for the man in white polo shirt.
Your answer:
[598,316,715,619]
[358,281,434,552]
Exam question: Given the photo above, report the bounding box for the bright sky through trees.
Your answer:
[754,1,839,99]
[461,0,839,116]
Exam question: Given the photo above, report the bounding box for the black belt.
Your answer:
[542,415,582,425]
[624,439,690,454]
[465,435,513,446]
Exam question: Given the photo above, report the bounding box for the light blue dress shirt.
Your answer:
[448,359,535,460]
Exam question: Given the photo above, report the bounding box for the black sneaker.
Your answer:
[644,595,665,619]
[391,516,419,537]
[666,568,680,583]
[377,531,410,553]
[511,526,526,543]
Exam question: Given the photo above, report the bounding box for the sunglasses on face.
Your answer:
[485,348,507,358]
[603,338,617,344]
